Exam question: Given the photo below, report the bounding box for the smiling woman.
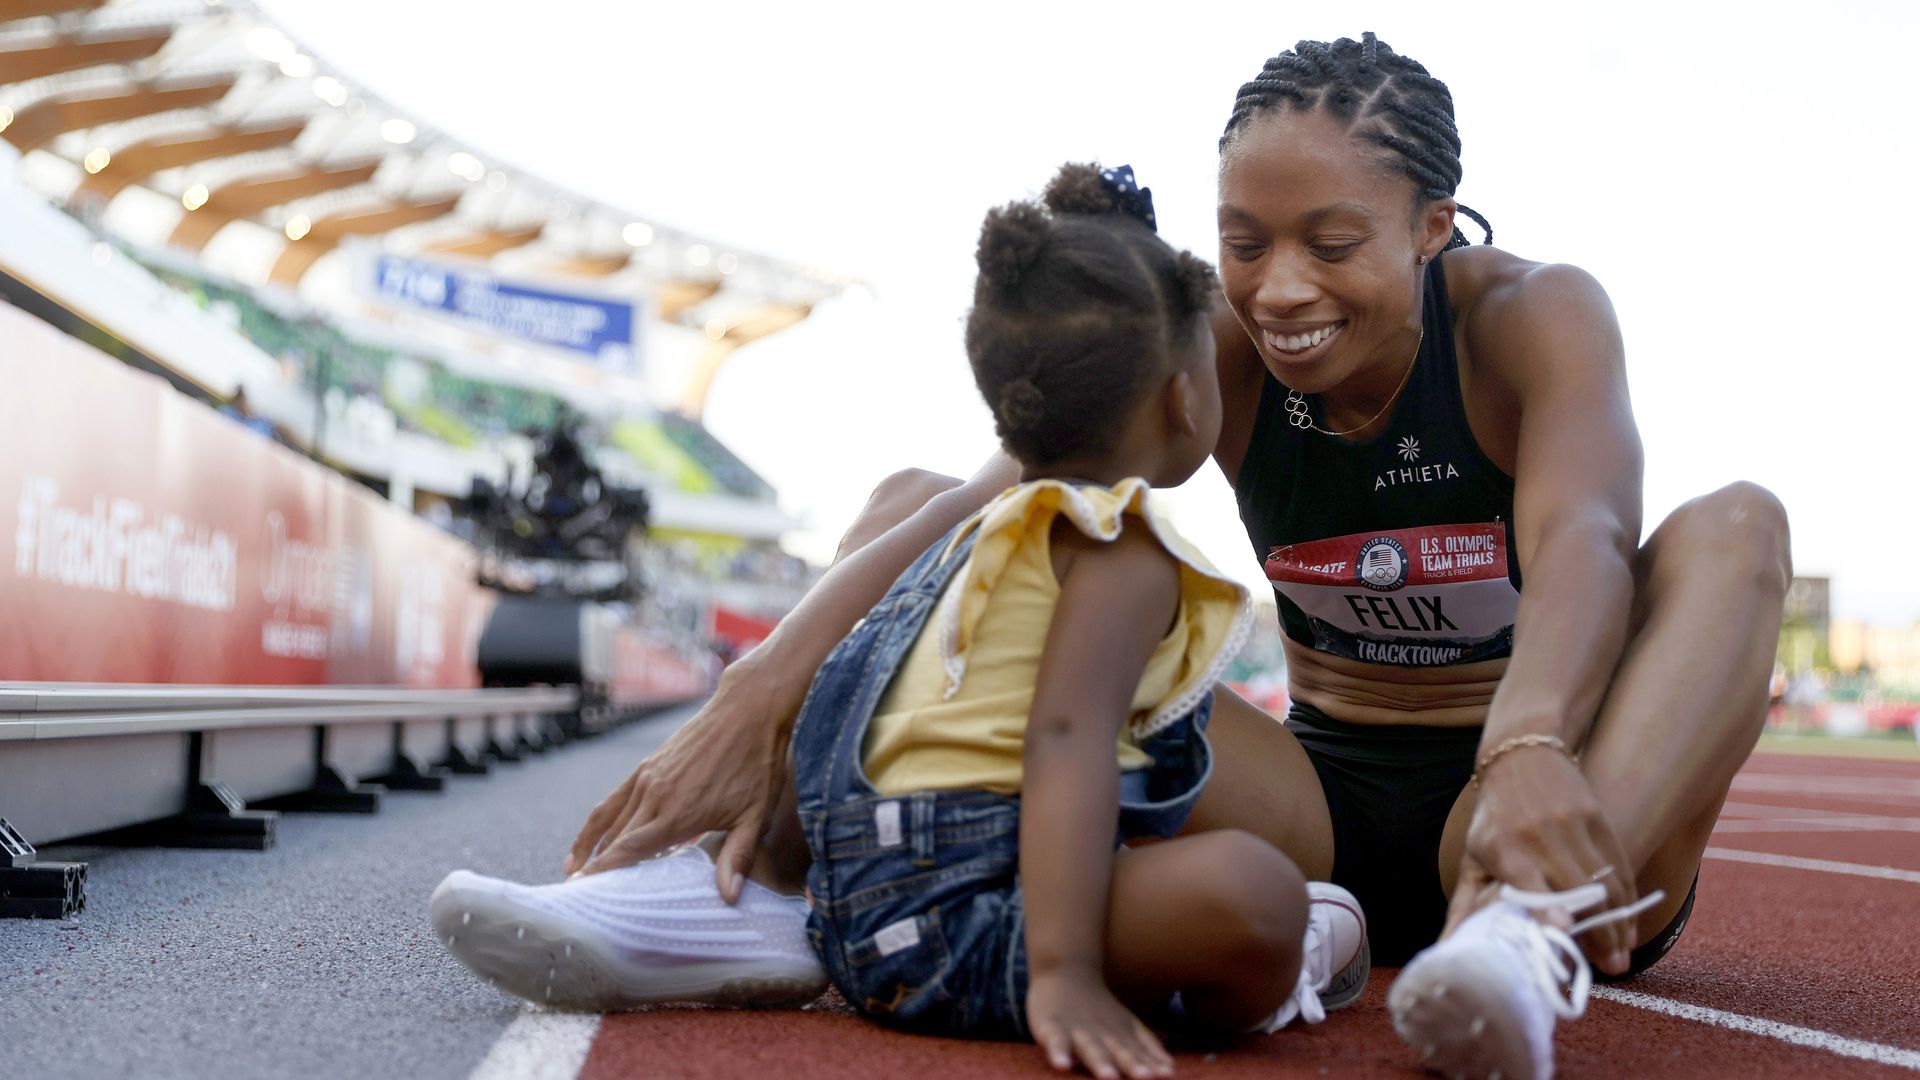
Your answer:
[538,31,1791,1080]
[1193,34,1791,1079]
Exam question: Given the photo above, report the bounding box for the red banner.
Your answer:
[609,627,714,707]
[709,605,778,652]
[0,303,493,686]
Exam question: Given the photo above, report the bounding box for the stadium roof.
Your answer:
[0,0,852,333]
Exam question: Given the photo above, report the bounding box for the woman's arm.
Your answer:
[1021,524,1181,1078]
[567,452,1021,896]
[1449,260,1645,969]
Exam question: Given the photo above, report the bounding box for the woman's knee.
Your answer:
[1648,481,1792,594]
[835,468,964,562]
[871,467,964,509]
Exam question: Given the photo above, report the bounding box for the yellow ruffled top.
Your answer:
[860,477,1250,797]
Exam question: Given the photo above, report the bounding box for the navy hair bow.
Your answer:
[1099,165,1157,233]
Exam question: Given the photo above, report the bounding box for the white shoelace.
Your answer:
[1291,912,1331,1024]
[1487,882,1667,1022]
[1259,904,1332,1031]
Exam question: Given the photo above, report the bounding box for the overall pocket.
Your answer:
[843,907,954,1027]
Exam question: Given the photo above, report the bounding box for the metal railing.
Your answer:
[0,680,656,917]
[0,684,577,741]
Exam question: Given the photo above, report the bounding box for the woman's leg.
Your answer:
[1103,830,1308,1033]
[1439,481,1792,943]
[732,467,968,893]
[1177,686,1335,881]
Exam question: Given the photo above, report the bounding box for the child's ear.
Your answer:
[1164,370,1200,436]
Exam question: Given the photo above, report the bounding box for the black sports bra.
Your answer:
[1233,253,1521,667]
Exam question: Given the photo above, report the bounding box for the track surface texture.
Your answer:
[0,706,688,1080]
[5,716,1917,1079]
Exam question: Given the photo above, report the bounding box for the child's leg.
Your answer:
[1101,829,1309,1034]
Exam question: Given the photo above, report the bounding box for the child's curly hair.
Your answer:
[966,163,1218,466]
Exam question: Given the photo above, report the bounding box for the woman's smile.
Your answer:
[1259,319,1346,364]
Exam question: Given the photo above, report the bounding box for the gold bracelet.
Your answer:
[1470,733,1573,787]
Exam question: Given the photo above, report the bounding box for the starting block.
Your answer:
[0,818,86,920]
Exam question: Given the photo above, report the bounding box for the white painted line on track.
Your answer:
[470,1008,601,1080]
[1705,846,1920,884]
[1714,816,1920,834]
[1592,987,1920,1071]
[1731,775,1920,800]
[1718,801,1918,820]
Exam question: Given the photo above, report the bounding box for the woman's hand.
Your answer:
[560,456,1017,900]
[1027,968,1174,1080]
[1443,744,1638,975]
[564,659,796,902]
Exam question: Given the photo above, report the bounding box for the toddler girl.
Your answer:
[793,163,1365,1078]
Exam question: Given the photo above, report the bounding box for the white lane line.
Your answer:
[1592,987,1920,1071]
[1732,775,1920,800]
[470,1008,601,1080]
[1715,816,1920,834]
[1718,801,1919,820]
[1705,846,1920,884]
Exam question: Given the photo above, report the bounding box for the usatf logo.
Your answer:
[1355,536,1409,591]
[1397,436,1420,462]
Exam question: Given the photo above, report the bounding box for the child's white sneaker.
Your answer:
[430,845,827,1011]
[1386,882,1664,1080]
[1263,881,1370,1030]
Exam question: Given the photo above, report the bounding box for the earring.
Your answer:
[1416,254,1428,265]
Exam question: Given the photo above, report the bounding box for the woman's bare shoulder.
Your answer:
[1444,246,1620,387]
[1445,247,1612,338]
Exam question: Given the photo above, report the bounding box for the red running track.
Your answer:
[556,751,1920,1079]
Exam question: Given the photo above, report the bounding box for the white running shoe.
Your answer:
[1262,881,1370,1031]
[1387,882,1664,1080]
[429,845,828,1011]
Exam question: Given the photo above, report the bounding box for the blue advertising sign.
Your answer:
[369,254,639,372]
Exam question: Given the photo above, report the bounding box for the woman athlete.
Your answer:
[559,33,1790,1079]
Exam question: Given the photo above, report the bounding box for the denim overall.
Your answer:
[792,520,1215,1039]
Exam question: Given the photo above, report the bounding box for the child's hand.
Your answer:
[1026,968,1174,1079]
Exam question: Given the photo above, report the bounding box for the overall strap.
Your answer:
[810,523,982,805]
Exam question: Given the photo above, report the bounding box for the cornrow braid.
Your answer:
[1221,32,1493,250]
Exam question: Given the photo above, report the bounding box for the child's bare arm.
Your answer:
[1021,524,1181,1079]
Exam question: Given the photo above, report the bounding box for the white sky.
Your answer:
[261,0,1920,623]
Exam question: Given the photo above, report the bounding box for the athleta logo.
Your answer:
[1355,536,1409,591]
[1397,437,1420,462]
[1375,460,1460,491]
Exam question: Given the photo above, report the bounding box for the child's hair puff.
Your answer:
[967,163,1217,466]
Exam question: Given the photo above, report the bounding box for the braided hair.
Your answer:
[967,163,1218,466]
[1220,32,1492,250]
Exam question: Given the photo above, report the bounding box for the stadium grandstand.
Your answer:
[0,0,849,914]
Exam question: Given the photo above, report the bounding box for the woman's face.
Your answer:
[1216,107,1451,395]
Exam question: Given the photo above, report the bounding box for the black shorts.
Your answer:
[1285,701,1694,973]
